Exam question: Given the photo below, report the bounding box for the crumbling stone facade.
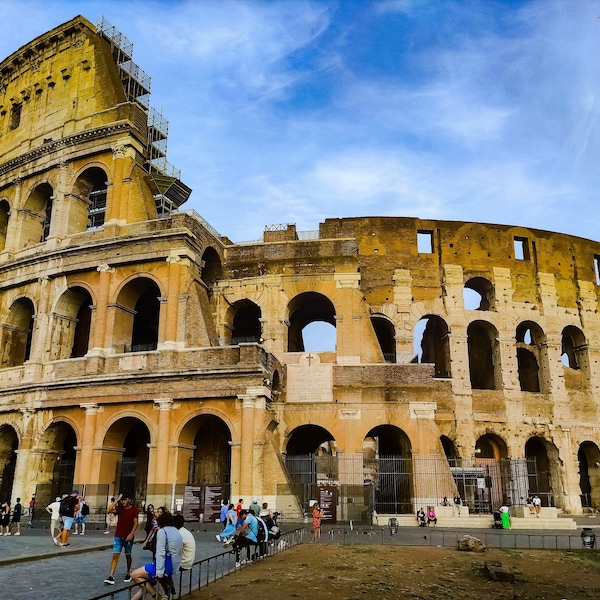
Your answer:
[1,16,599,522]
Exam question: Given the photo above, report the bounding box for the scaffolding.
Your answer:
[96,18,192,214]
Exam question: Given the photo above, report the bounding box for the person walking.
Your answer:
[46,497,62,539]
[11,497,22,535]
[103,492,139,585]
[54,490,79,547]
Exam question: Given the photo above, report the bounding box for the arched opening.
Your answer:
[18,182,53,246]
[189,417,232,488]
[229,300,261,345]
[525,437,557,508]
[0,425,18,503]
[201,247,222,286]
[467,320,500,390]
[463,277,495,310]
[50,287,93,360]
[370,315,396,363]
[1,297,35,367]
[0,199,10,252]
[33,422,78,512]
[516,321,548,392]
[285,425,336,512]
[287,292,336,353]
[440,435,458,461]
[471,434,509,512]
[578,441,600,510]
[363,425,413,514]
[561,326,591,389]
[114,278,161,353]
[415,315,451,378]
[101,418,151,503]
[70,167,108,233]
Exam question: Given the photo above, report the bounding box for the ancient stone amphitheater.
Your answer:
[0,15,598,527]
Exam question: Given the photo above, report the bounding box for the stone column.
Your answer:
[105,144,131,225]
[10,409,37,503]
[75,403,100,484]
[158,255,183,350]
[89,264,114,354]
[151,398,173,486]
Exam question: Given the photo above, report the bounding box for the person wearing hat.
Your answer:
[249,497,261,516]
[54,490,79,547]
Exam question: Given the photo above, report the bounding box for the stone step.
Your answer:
[376,514,578,530]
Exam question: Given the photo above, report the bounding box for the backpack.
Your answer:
[59,496,71,516]
[81,502,90,516]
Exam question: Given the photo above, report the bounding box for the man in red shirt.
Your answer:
[103,492,139,585]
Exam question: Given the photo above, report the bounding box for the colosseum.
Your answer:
[0,15,599,527]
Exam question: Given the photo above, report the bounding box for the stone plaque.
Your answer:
[286,353,332,402]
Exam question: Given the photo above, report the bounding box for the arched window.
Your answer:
[463,277,495,311]
[370,315,396,363]
[0,199,10,252]
[287,292,336,352]
[516,321,548,392]
[467,321,500,390]
[1,298,35,367]
[414,315,451,378]
[230,299,262,344]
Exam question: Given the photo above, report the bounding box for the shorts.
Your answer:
[113,537,134,554]
[62,516,74,531]
[75,516,86,524]
[144,555,173,580]
[12,515,21,524]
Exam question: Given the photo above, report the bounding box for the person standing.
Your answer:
[11,497,22,535]
[311,501,323,543]
[28,496,35,526]
[249,497,261,516]
[104,497,117,534]
[54,490,79,547]
[532,494,542,517]
[1,499,10,535]
[499,504,511,529]
[235,499,244,519]
[46,497,62,539]
[103,492,139,585]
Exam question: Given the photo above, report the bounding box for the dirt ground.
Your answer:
[190,543,600,600]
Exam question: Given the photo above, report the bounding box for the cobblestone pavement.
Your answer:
[0,524,232,600]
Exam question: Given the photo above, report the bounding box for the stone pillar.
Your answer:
[3,177,22,253]
[334,272,361,365]
[10,409,37,504]
[151,398,173,485]
[89,264,114,354]
[75,403,100,484]
[105,144,131,225]
[158,255,183,350]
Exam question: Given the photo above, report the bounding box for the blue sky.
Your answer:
[1,0,600,243]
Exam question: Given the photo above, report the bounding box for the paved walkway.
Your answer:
[1,517,597,600]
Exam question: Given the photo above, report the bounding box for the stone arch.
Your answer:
[440,435,458,460]
[178,415,232,495]
[34,421,78,509]
[474,433,509,511]
[415,315,451,378]
[17,182,54,247]
[0,424,18,503]
[225,299,262,345]
[49,286,94,360]
[285,425,336,511]
[370,314,396,363]
[286,292,336,353]
[100,417,151,503]
[525,436,560,508]
[463,276,495,310]
[0,198,10,252]
[467,320,501,390]
[114,277,162,353]
[561,325,591,388]
[72,166,108,231]
[201,246,222,286]
[578,441,600,510]
[364,425,413,514]
[0,297,35,367]
[516,321,549,392]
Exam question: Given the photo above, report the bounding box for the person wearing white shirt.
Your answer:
[174,514,196,570]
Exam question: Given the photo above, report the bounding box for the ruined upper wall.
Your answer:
[225,216,600,310]
[0,16,128,163]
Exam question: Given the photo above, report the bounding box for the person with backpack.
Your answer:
[10,497,22,535]
[53,490,79,547]
[74,497,89,535]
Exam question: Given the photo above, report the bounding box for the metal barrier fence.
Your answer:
[84,528,306,600]
[324,526,599,552]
